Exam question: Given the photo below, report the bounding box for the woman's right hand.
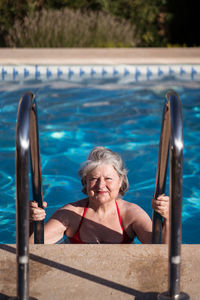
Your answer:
[29,201,47,221]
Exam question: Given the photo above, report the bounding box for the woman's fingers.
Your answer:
[152,194,169,220]
[29,201,46,221]
[157,194,169,202]
[30,201,47,207]
[30,201,39,208]
[30,208,46,221]
[43,201,47,208]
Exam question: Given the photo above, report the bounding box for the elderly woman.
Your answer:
[29,147,169,244]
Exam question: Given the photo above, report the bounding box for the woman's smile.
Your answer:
[96,190,108,195]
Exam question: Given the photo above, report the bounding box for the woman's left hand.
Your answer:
[151,194,169,220]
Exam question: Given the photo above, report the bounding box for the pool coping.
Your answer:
[0,48,200,64]
[1,244,199,299]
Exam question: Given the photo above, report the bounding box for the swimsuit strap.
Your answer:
[76,202,88,233]
[68,202,88,243]
[115,200,133,243]
[115,200,124,232]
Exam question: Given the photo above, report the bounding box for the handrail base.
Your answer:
[158,291,190,299]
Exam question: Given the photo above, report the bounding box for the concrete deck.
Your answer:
[0,244,199,299]
[0,48,200,64]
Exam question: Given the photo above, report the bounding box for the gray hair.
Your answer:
[79,146,129,196]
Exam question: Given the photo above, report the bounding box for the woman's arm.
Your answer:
[29,201,67,244]
[130,205,152,244]
[130,194,169,244]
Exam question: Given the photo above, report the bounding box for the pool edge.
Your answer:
[0,244,199,299]
[0,48,200,64]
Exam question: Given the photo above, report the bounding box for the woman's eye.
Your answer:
[106,177,112,180]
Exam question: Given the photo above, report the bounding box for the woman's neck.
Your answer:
[88,198,118,217]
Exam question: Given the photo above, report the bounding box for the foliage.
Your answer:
[43,0,169,47]
[102,0,169,46]
[0,0,29,46]
[1,0,198,47]
[6,8,137,47]
[44,0,170,46]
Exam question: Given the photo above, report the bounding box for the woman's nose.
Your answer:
[97,177,106,188]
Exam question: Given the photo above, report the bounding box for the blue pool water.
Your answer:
[0,66,200,244]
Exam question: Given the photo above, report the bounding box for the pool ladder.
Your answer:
[15,91,189,299]
[15,92,44,300]
[153,91,189,299]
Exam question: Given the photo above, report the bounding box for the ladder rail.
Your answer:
[153,91,189,298]
[15,92,43,300]
[168,91,184,297]
[152,100,170,243]
[29,98,44,244]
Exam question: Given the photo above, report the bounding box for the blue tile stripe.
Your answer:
[0,64,199,82]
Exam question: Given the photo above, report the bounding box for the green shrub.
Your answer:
[100,0,169,47]
[6,8,138,47]
[0,0,30,46]
[43,0,169,46]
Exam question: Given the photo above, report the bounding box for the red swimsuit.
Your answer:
[69,201,133,244]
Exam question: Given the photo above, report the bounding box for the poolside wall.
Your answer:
[0,48,200,64]
[0,48,200,299]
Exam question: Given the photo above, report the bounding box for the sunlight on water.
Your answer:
[51,131,66,139]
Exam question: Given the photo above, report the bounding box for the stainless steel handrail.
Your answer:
[15,92,43,300]
[29,95,44,244]
[153,91,189,299]
[152,98,170,243]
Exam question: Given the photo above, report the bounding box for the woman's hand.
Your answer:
[29,201,47,221]
[151,194,169,220]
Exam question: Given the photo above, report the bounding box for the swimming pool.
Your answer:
[0,64,200,243]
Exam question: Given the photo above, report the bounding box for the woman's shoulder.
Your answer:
[117,198,142,211]
[116,199,151,237]
[59,198,88,214]
[116,198,149,221]
[49,198,88,229]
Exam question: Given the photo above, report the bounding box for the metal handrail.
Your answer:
[15,92,44,300]
[152,96,170,243]
[153,91,189,299]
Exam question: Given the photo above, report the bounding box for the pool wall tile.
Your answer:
[1,64,200,82]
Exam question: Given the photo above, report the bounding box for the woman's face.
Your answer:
[86,163,122,204]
